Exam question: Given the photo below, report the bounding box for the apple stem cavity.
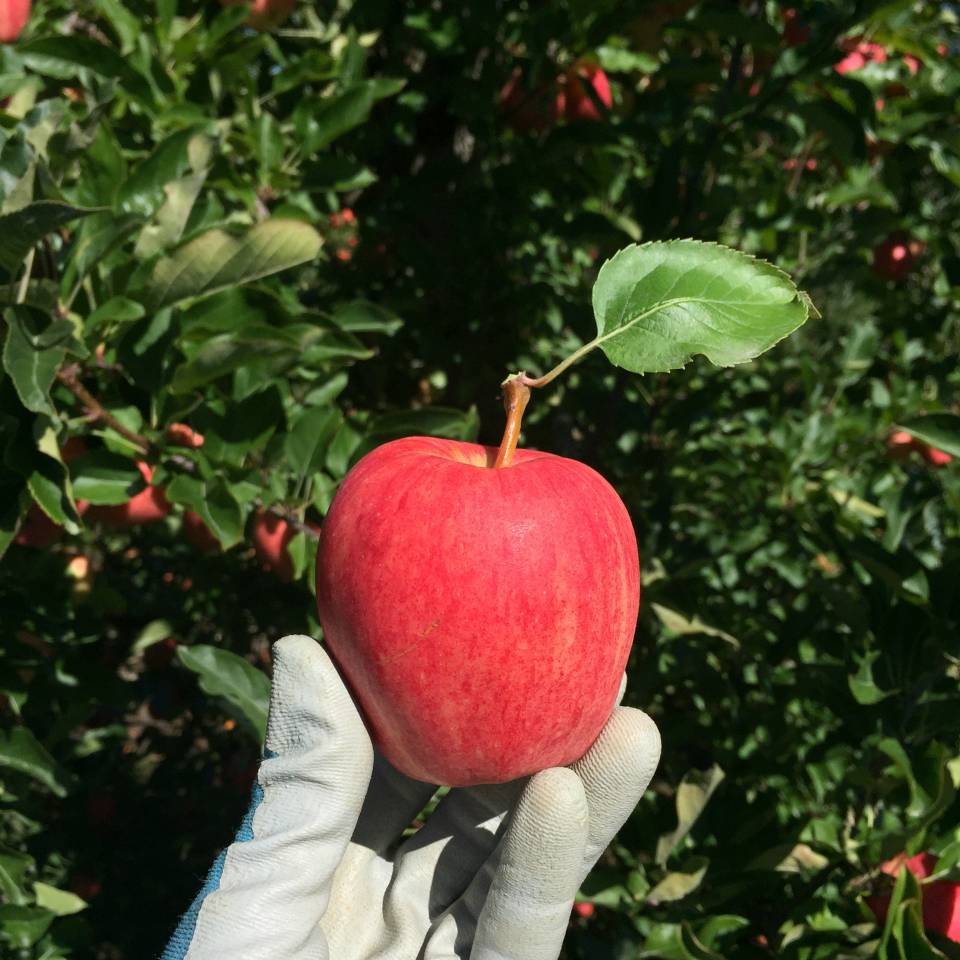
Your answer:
[494,377,531,468]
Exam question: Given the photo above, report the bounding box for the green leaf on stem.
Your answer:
[591,241,816,374]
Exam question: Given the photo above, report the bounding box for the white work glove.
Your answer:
[160,635,661,960]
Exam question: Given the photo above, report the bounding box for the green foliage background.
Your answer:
[1,0,959,956]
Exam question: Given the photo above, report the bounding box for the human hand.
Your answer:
[161,635,661,960]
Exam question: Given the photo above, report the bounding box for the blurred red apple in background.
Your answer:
[181,510,219,553]
[782,9,810,47]
[315,436,640,786]
[873,231,922,281]
[88,462,171,527]
[15,438,90,547]
[251,510,296,581]
[498,68,563,133]
[0,0,30,43]
[867,852,960,942]
[220,0,295,31]
[562,63,612,121]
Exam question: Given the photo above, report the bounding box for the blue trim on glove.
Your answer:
[160,754,272,960]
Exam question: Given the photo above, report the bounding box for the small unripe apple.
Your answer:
[0,0,30,43]
[219,0,295,31]
[88,462,171,527]
[315,437,639,786]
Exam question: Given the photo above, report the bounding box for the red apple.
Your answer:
[69,875,102,901]
[782,9,810,47]
[836,41,887,75]
[0,0,30,43]
[182,510,219,553]
[251,510,295,581]
[315,436,640,786]
[15,504,70,548]
[573,902,595,919]
[887,430,916,460]
[498,68,562,133]
[15,497,90,549]
[562,63,612,122]
[872,231,922,282]
[868,852,960,942]
[921,444,953,468]
[88,461,171,527]
[144,636,178,671]
[219,0,295,31]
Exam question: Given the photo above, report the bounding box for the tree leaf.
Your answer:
[651,603,739,648]
[647,856,710,905]
[2,309,65,416]
[19,36,153,105]
[332,299,403,335]
[133,168,209,259]
[0,849,33,906]
[656,765,725,865]
[197,479,244,550]
[0,727,70,797]
[69,451,145,505]
[298,78,406,154]
[0,201,99,273]
[177,645,270,743]
[0,905,54,948]
[141,219,323,311]
[591,241,816,374]
[284,406,343,476]
[33,882,87,916]
[849,651,897,705]
[898,414,960,459]
[173,322,369,394]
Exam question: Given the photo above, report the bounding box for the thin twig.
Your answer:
[56,365,153,456]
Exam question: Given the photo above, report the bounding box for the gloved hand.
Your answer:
[161,635,661,960]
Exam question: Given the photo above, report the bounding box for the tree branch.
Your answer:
[57,365,153,456]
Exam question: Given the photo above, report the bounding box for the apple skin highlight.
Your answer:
[315,436,640,786]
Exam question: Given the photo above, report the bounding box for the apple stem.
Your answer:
[494,336,606,465]
[494,377,531,469]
